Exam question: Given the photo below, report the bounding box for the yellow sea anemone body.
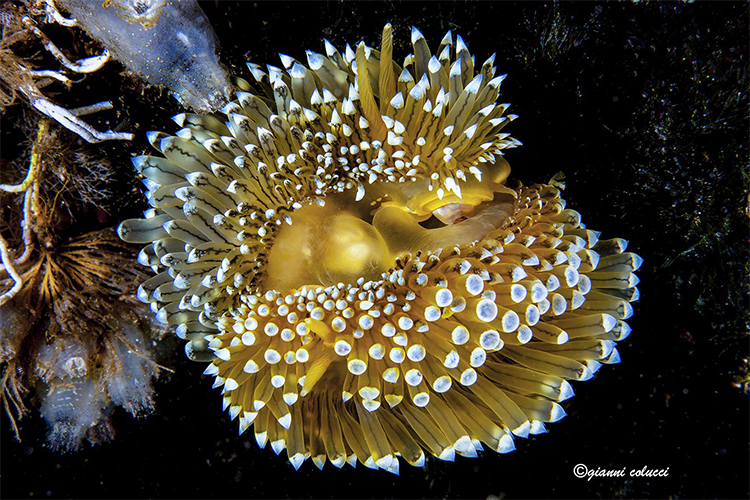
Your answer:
[118,25,641,473]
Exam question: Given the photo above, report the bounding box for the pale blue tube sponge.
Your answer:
[57,0,231,113]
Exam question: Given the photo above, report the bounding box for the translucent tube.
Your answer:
[57,0,232,113]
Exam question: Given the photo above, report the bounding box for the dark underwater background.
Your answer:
[1,1,748,498]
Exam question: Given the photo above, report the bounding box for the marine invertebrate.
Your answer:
[119,24,641,473]
[56,0,232,113]
[0,116,164,448]
[0,227,165,449]
[0,1,133,142]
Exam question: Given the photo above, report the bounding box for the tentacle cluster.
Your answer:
[118,25,518,357]
[207,183,640,472]
[118,25,640,473]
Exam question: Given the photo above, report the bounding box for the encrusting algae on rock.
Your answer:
[118,24,642,473]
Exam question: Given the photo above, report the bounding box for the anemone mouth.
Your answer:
[263,186,516,294]
[263,192,391,292]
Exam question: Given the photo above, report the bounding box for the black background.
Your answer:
[1,1,748,499]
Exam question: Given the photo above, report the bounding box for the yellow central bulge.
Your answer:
[264,199,391,292]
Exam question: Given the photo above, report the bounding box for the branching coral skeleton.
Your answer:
[0,0,138,303]
[0,118,48,306]
[0,114,127,304]
[1,0,133,142]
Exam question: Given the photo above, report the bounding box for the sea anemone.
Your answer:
[119,24,641,473]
